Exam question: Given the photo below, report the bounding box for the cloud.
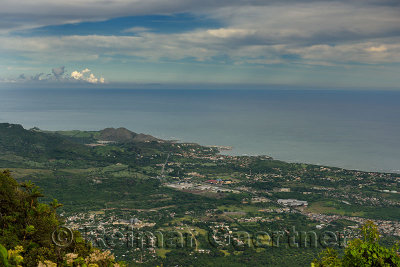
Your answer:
[1,66,106,84]
[207,28,256,38]
[365,45,388,52]
[71,70,83,80]
[207,3,400,46]
[70,68,105,84]
[52,66,65,78]
[122,27,151,33]
[2,30,400,68]
[0,0,399,35]
[1,1,399,67]
[1,0,400,87]
[31,73,45,81]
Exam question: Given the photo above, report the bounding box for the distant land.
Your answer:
[38,126,165,144]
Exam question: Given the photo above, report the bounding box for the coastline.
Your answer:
[2,87,399,174]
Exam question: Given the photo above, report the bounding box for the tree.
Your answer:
[0,170,125,266]
[313,221,400,267]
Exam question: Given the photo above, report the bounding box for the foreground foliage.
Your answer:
[313,221,400,266]
[0,170,124,266]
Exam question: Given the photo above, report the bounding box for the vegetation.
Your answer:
[0,123,399,266]
[313,221,400,266]
[0,170,124,266]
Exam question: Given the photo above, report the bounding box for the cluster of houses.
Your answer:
[305,213,400,237]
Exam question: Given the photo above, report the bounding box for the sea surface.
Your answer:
[0,88,399,173]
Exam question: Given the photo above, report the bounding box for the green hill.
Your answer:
[0,123,93,162]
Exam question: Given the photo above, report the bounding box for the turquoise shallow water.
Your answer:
[0,88,399,173]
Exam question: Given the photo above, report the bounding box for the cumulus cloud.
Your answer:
[71,70,83,80]
[1,66,106,84]
[70,68,105,84]
[32,73,45,81]
[52,66,65,79]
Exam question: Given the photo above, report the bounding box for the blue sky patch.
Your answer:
[13,13,222,37]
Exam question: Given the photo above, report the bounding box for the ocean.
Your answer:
[0,88,399,173]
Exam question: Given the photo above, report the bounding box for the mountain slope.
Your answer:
[99,127,162,143]
[0,123,92,161]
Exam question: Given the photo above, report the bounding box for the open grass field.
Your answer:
[306,201,365,217]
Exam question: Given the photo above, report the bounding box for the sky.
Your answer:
[0,0,400,89]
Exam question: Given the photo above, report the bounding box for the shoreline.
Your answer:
[6,122,400,175]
